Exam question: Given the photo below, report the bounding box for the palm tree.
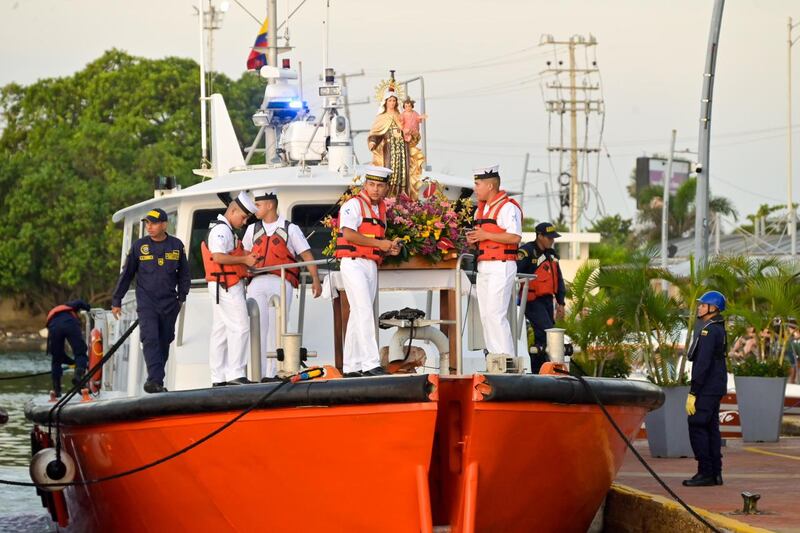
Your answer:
[635,178,738,244]
[591,252,684,385]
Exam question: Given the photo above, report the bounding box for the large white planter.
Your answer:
[734,376,787,443]
[645,385,692,458]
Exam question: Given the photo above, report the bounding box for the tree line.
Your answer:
[0,50,263,313]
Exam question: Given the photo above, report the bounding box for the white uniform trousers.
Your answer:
[208,281,250,382]
[476,260,517,355]
[247,275,294,378]
[340,257,380,373]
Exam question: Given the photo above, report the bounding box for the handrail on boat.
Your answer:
[454,253,474,375]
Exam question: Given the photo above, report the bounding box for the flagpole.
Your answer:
[268,0,278,67]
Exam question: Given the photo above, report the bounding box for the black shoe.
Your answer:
[344,371,363,378]
[226,377,254,385]
[362,366,388,376]
[212,382,227,387]
[260,376,282,383]
[143,381,167,394]
[682,475,715,487]
[714,474,723,485]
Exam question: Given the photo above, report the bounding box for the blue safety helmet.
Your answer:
[697,290,726,312]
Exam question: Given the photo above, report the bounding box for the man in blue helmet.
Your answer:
[683,290,728,487]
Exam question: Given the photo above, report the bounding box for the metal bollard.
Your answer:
[545,328,566,363]
[740,492,761,514]
[279,334,302,377]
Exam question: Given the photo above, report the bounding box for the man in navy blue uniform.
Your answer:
[112,208,190,393]
[46,299,91,396]
[683,290,728,487]
[516,222,566,373]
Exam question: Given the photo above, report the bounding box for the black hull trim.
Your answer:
[481,374,664,410]
[25,374,663,427]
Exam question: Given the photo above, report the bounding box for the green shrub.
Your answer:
[732,355,791,378]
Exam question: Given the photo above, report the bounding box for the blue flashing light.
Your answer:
[289,100,303,109]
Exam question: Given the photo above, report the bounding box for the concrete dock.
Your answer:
[611,435,800,532]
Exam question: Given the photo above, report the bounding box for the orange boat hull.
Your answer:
[28,374,662,532]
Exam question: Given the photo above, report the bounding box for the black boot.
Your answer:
[52,377,62,398]
[682,473,716,487]
[714,473,723,485]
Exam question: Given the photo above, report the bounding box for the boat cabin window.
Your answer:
[188,208,231,280]
[290,203,338,258]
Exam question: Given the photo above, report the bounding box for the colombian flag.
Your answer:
[247,18,269,70]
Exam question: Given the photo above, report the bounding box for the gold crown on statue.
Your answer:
[374,70,407,104]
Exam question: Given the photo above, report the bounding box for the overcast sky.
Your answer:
[2,0,799,230]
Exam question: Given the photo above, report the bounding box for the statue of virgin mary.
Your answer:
[367,90,410,198]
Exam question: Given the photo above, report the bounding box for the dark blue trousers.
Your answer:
[138,306,180,385]
[525,297,555,373]
[48,318,87,382]
[688,394,723,477]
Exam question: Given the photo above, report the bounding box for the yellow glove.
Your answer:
[685,393,697,416]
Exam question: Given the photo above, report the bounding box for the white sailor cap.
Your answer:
[361,165,392,183]
[234,191,257,216]
[473,164,500,180]
[253,189,278,201]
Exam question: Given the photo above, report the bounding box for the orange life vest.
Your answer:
[334,191,387,265]
[524,254,561,301]
[474,191,521,262]
[250,219,300,288]
[201,220,249,288]
[46,304,78,325]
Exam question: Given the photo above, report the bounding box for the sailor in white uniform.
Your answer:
[243,189,323,380]
[334,166,402,377]
[466,165,523,357]
[205,191,258,386]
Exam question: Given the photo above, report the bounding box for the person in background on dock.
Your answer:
[516,222,566,374]
[46,299,91,397]
[243,189,322,381]
[683,291,728,487]
[112,208,190,394]
[466,165,522,360]
[335,166,401,377]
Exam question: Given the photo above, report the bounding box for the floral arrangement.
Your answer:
[322,183,474,265]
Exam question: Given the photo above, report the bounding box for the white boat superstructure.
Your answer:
[94,53,530,396]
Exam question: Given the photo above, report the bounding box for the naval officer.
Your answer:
[335,166,401,377]
[201,191,258,386]
[112,208,191,393]
[243,189,322,380]
[516,222,566,373]
[466,165,523,358]
[683,291,728,487]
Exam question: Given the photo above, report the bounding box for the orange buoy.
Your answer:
[89,329,103,394]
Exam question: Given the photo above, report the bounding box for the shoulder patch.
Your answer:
[517,249,528,260]
[701,330,709,336]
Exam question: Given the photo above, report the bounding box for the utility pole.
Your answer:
[693,0,725,267]
[539,34,603,256]
[661,129,677,292]
[788,16,800,258]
